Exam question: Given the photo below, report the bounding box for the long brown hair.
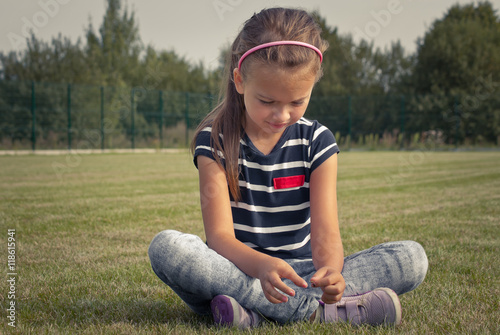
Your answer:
[191,8,329,201]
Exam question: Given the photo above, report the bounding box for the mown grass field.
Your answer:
[0,150,499,334]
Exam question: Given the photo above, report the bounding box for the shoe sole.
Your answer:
[376,288,402,326]
[210,295,239,327]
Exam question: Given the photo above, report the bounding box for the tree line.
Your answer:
[0,0,499,147]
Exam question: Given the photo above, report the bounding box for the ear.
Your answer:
[233,68,245,94]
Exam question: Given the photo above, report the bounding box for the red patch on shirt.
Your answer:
[273,175,305,189]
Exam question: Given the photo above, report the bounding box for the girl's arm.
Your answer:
[197,155,307,303]
[309,153,346,303]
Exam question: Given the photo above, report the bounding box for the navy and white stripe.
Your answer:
[194,117,339,259]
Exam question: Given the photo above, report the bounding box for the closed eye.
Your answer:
[259,99,273,105]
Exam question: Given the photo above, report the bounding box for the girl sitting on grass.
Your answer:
[148,7,428,329]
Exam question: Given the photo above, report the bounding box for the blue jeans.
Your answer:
[148,230,428,324]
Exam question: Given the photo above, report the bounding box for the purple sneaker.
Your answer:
[315,288,402,326]
[210,295,262,329]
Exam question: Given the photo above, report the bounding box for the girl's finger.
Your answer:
[311,277,329,288]
[322,283,342,295]
[281,268,308,289]
[310,268,328,287]
[264,290,284,304]
[289,273,308,289]
[270,277,295,298]
[263,281,288,303]
[322,291,342,304]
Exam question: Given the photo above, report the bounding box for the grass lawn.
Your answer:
[0,150,499,334]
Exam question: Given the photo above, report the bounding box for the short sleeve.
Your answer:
[309,123,339,173]
[193,126,224,169]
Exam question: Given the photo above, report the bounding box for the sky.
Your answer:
[1,0,499,69]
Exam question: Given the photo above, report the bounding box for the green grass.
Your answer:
[0,151,499,334]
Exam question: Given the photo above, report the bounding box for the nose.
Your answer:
[272,105,290,122]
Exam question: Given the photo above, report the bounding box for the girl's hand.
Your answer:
[258,257,308,304]
[310,267,345,304]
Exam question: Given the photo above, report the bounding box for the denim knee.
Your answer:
[148,229,181,271]
[402,240,428,292]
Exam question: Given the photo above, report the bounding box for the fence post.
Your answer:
[67,84,72,151]
[400,95,405,134]
[159,90,163,149]
[131,88,135,149]
[31,81,36,151]
[208,92,213,112]
[348,95,352,150]
[100,86,105,151]
[185,92,190,147]
[454,96,460,148]
[400,95,406,149]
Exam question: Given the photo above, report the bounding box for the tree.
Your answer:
[313,13,413,97]
[310,13,415,141]
[84,0,142,86]
[372,41,414,95]
[413,1,500,95]
[411,1,500,143]
[314,13,382,96]
[0,34,88,83]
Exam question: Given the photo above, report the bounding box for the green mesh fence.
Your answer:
[0,80,498,150]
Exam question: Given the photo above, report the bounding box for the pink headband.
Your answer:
[237,41,323,70]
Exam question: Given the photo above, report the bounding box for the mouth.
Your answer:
[268,122,288,130]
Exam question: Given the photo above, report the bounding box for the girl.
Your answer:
[148,7,428,329]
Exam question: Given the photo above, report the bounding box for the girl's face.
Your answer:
[234,63,317,142]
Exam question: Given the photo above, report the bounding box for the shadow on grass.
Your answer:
[23,297,214,330]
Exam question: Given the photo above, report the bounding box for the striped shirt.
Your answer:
[194,117,339,259]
